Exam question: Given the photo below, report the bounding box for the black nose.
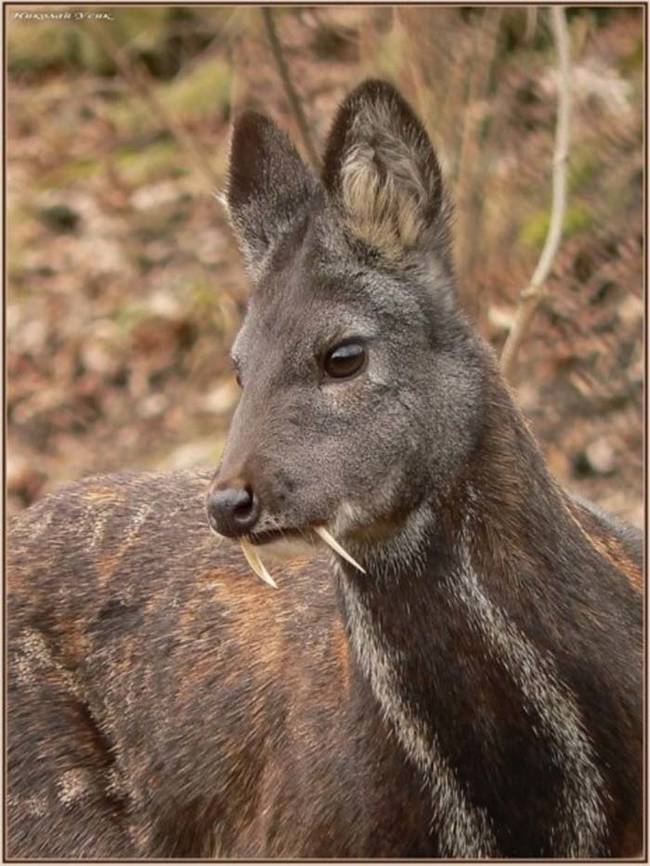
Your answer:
[206,484,261,537]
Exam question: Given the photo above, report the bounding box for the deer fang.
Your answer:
[314,526,366,574]
[240,538,278,589]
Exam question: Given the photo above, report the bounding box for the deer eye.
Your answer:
[323,341,366,380]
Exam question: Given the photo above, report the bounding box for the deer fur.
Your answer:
[7,80,643,859]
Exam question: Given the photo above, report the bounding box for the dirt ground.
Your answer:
[6,6,644,528]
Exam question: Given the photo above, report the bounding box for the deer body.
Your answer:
[8,81,643,858]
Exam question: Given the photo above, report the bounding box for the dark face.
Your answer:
[207,81,485,554]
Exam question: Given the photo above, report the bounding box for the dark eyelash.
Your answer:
[231,358,243,386]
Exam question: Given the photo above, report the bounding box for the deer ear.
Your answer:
[224,111,317,277]
[322,80,450,267]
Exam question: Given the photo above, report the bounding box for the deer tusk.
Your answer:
[314,526,366,574]
[240,537,278,589]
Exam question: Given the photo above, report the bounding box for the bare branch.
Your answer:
[454,8,503,315]
[85,21,218,190]
[500,7,572,383]
[524,7,538,44]
[261,7,321,171]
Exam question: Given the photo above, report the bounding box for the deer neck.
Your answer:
[335,389,610,857]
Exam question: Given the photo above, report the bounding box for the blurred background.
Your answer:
[6,5,644,526]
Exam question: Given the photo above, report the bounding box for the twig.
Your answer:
[524,7,538,45]
[500,6,571,383]
[85,20,218,189]
[261,7,320,170]
[454,8,502,314]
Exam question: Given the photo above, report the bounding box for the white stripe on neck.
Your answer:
[453,536,607,856]
[341,578,496,857]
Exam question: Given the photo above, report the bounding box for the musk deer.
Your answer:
[7,80,643,859]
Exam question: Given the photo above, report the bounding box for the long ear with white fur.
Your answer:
[322,80,451,269]
[224,111,317,278]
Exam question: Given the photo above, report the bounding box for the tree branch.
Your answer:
[261,7,320,171]
[500,6,572,383]
[454,8,502,315]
